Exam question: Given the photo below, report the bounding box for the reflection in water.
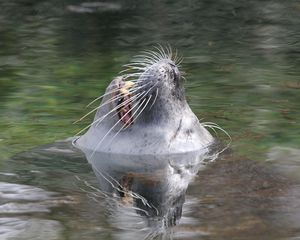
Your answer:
[1,140,300,239]
[80,145,219,239]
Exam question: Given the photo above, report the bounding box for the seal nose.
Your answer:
[157,61,180,81]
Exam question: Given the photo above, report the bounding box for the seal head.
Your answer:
[74,48,214,155]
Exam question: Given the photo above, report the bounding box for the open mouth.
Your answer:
[116,81,134,127]
[117,94,133,127]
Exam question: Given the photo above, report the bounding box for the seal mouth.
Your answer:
[116,80,135,127]
[117,92,133,127]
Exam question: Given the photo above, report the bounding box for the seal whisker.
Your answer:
[125,68,150,75]
[166,43,173,59]
[123,72,151,77]
[149,51,167,61]
[124,66,147,71]
[91,97,148,157]
[85,87,121,109]
[176,56,184,66]
[203,125,219,136]
[154,44,166,59]
[122,67,146,73]
[154,46,168,59]
[141,50,162,62]
[75,91,146,136]
[89,167,129,199]
[129,59,154,69]
[132,58,155,65]
[128,94,153,127]
[132,55,157,63]
[149,88,159,110]
[122,72,145,79]
[164,43,171,58]
[131,58,155,66]
[124,61,151,66]
[120,73,152,82]
[92,166,154,211]
[108,101,138,122]
[83,77,141,111]
[202,121,227,130]
[145,49,163,59]
[76,175,112,198]
[94,90,146,127]
[121,99,150,133]
[203,123,232,157]
[123,63,150,68]
[94,86,150,129]
[141,50,161,60]
[126,82,150,91]
[120,67,146,74]
[122,74,142,80]
[107,88,150,120]
[202,121,231,144]
[114,80,157,124]
[173,48,179,63]
[125,81,157,117]
[154,45,168,60]
[106,97,150,146]
[130,61,152,66]
[128,80,159,112]
[120,67,144,74]
[174,49,183,68]
[94,84,146,110]
[76,90,135,123]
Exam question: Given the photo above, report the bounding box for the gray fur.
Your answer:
[74,52,214,155]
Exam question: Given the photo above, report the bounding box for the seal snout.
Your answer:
[137,59,182,97]
[153,60,181,83]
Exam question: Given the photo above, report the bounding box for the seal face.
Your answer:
[74,47,214,155]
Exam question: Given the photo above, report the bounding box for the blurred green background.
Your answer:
[0,0,299,159]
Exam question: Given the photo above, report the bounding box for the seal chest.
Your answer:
[74,47,214,155]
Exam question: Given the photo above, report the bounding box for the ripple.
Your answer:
[0,182,58,201]
[0,218,63,240]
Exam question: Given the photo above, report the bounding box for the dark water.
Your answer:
[0,0,300,239]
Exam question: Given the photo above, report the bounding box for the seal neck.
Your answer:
[136,94,189,125]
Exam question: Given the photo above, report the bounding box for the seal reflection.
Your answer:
[81,149,218,239]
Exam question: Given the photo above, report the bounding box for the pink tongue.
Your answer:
[120,100,133,126]
[122,113,131,124]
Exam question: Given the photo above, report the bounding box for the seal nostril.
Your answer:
[171,68,178,82]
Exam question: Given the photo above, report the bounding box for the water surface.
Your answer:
[0,0,299,239]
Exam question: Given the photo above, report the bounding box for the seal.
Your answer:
[89,150,208,235]
[74,47,214,155]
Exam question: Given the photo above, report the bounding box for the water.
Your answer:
[0,0,299,239]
